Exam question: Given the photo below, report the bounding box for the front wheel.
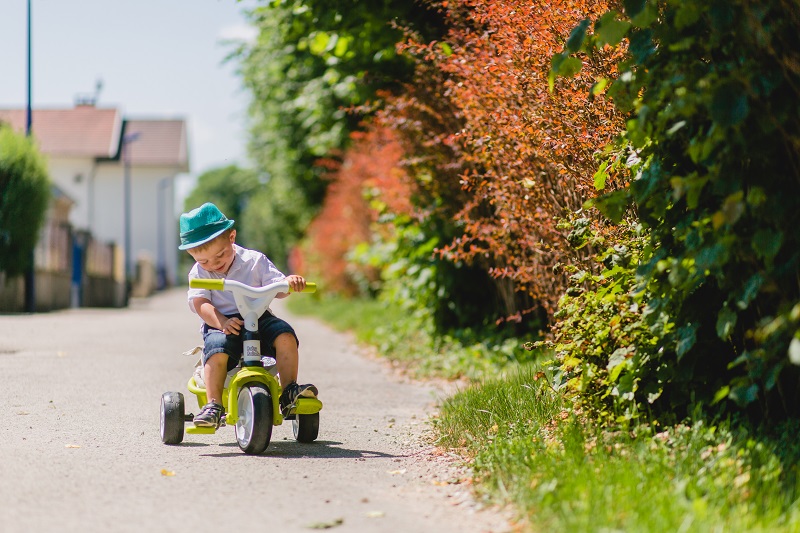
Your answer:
[235,383,273,454]
[292,413,319,443]
[160,392,185,444]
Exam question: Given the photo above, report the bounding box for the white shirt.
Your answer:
[187,243,285,316]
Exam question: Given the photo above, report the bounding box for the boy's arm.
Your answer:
[191,297,243,335]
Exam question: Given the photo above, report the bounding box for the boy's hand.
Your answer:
[222,317,243,335]
[285,275,306,293]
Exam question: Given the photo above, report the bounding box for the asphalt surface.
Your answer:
[0,288,511,533]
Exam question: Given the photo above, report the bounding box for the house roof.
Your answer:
[0,105,190,172]
[123,118,189,172]
[0,105,121,158]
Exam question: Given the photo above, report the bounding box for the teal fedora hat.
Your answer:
[178,202,235,250]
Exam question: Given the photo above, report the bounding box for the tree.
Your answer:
[0,125,51,277]
[230,0,445,268]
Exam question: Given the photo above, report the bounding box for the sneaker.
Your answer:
[280,382,318,416]
[193,402,226,428]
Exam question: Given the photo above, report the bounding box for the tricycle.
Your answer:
[160,278,322,454]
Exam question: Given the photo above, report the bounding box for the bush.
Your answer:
[552,0,800,422]
[0,125,50,277]
[377,0,624,326]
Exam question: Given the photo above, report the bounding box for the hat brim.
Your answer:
[178,219,235,250]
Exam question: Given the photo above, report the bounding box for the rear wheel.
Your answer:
[160,392,185,444]
[235,383,272,454]
[292,412,319,443]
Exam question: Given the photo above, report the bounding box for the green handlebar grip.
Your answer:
[190,278,225,290]
[291,282,317,293]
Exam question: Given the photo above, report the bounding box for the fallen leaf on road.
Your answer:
[65,444,81,449]
[161,469,176,476]
[366,511,384,518]
[307,517,344,529]
[387,469,406,475]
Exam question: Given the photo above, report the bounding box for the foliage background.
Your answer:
[213,0,800,428]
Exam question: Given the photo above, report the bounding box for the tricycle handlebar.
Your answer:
[189,278,316,295]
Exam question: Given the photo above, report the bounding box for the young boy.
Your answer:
[179,202,318,428]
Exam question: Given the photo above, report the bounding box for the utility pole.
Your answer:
[24,0,35,313]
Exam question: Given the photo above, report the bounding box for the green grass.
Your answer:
[436,366,800,532]
[290,294,800,531]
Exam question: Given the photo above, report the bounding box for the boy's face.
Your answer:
[187,230,236,275]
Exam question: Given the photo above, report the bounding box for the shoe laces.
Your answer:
[202,402,223,416]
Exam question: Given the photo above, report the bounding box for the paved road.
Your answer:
[0,288,510,533]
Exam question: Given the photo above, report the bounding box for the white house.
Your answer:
[0,103,189,290]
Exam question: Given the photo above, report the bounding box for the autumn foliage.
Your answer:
[303,0,624,327]
[299,127,413,295]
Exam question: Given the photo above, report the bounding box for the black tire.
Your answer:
[292,412,320,443]
[235,383,273,454]
[160,391,185,444]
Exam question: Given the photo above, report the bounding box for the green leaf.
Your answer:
[308,31,331,55]
[674,3,703,29]
[591,77,609,96]
[607,75,639,113]
[590,189,629,223]
[746,187,767,207]
[595,12,631,47]
[593,161,609,191]
[736,273,764,310]
[711,386,730,405]
[630,4,658,28]
[685,174,709,208]
[566,18,591,53]
[676,323,698,361]
[623,0,646,18]
[720,191,745,226]
[752,229,782,260]
[716,305,737,339]
[607,347,631,382]
[629,29,655,62]
[729,383,759,406]
[711,81,749,127]
[556,57,583,78]
[666,121,687,135]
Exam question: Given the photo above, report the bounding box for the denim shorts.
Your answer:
[201,312,298,371]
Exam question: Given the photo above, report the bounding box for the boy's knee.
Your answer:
[274,332,298,350]
[205,351,229,366]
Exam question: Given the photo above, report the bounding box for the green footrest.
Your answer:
[295,397,323,415]
[186,426,217,434]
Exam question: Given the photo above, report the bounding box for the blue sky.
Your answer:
[0,0,258,205]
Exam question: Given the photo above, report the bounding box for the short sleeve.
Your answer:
[186,263,211,313]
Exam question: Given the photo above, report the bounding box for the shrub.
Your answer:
[0,125,50,277]
[551,0,800,422]
[378,0,624,326]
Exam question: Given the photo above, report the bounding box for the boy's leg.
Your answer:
[274,332,299,386]
[203,352,228,405]
[274,332,318,415]
[194,351,229,427]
